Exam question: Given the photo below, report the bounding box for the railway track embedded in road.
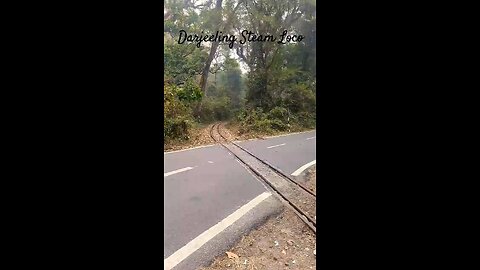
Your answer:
[209,123,317,233]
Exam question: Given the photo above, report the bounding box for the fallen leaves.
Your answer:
[226,251,239,260]
[164,124,216,151]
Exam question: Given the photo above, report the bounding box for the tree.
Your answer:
[199,0,245,94]
[231,0,305,109]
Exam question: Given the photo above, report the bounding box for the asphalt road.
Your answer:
[164,130,316,269]
[236,130,316,176]
[164,145,267,259]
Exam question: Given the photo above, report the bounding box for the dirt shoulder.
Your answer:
[164,124,216,152]
[304,168,316,194]
[163,122,315,153]
[201,167,317,270]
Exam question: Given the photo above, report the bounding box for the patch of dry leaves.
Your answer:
[164,122,315,152]
[164,124,216,152]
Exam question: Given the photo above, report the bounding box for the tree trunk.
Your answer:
[200,0,244,95]
[200,41,220,96]
[199,0,223,96]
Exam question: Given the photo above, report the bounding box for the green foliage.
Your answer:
[164,82,196,142]
[295,111,316,129]
[193,96,232,123]
[268,107,289,121]
[177,79,203,102]
[236,103,315,134]
[164,116,193,141]
[237,108,271,134]
[164,43,207,85]
[164,0,316,144]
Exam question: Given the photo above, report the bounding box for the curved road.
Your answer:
[164,130,316,270]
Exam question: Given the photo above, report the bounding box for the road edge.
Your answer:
[169,195,284,270]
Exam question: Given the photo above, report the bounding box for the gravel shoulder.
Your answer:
[200,167,317,270]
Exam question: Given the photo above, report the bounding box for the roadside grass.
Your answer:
[225,121,315,141]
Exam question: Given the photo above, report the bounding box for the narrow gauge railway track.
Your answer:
[209,123,316,232]
[217,124,316,197]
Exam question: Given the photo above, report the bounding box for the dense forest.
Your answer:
[164,0,316,144]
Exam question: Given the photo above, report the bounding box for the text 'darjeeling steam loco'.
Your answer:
[178,29,305,48]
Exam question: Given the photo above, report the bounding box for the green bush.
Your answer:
[296,111,316,129]
[164,117,193,141]
[235,105,315,134]
[267,107,289,131]
[267,107,288,120]
[236,108,273,133]
[269,119,288,131]
[176,79,203,102]
[164,81,196,142]
[193,96,232,123]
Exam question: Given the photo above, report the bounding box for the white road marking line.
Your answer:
[232,130,316,143]
[267,143,286,149]
[208,161,214,164]
[164,144,216,155]
[306,136,316,140]
[164,167,194,177]
[291,160,316,176]
[164,192,272,270]
[265,130,315,139]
